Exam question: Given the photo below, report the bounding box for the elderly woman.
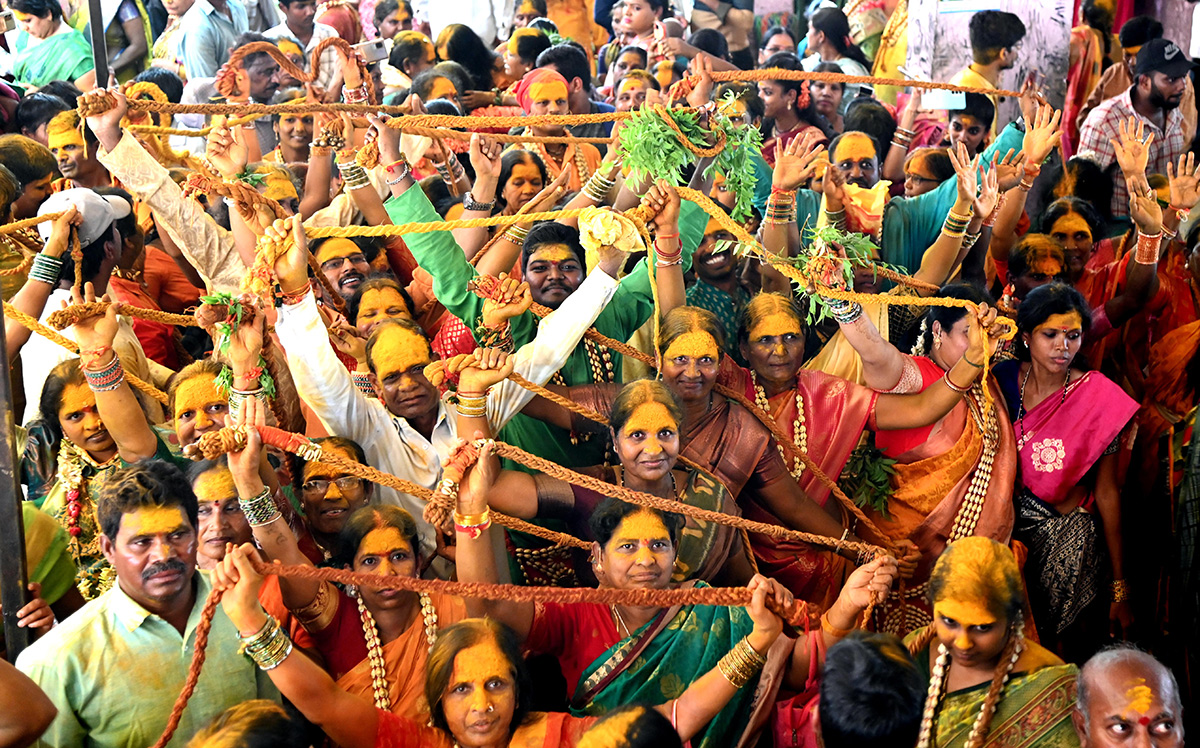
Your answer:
[9,0,95,90]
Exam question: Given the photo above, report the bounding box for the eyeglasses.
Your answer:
[320,253,368,272]
[301,476,364,495]
[905,173,939,186]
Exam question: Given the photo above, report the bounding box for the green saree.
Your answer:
[570,584,772,748]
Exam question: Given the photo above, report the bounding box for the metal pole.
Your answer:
[0,300,30,661]
[87,0,110,89]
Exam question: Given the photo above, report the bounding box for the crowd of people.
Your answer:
[0,0,1193,745]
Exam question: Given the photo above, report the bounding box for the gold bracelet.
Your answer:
[820,611,854,638]
[1111,578,1130,603]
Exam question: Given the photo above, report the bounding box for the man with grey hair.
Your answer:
[1073,644,1184,747]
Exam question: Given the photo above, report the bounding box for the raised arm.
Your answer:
[910,142,975,291]
[474,168,571,279]
[6,207,78,358]
[453,134,503,257]
[882,88,921,185]
[761,132,825,295]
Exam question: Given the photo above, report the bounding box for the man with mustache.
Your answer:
[311,237,373,300]
[16,461,279,748]
[685,216,752,361]
[1078,38,1193,221]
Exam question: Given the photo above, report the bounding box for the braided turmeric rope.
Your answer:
[150,559,825,748]
[0,212,64,236]
[3,302,170,404]
[47,302,198,330]
[193,423,589,549]
[214,38,375,103]
[182,172,288,222]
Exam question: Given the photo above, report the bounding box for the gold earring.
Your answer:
[933,329,943,349]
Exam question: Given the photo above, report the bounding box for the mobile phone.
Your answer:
[0,10,16,33]
[352,39,388,64]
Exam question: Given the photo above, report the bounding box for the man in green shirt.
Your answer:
[17,460,277,748]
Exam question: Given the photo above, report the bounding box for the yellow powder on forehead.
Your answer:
[905,150,937,180]
[450,637,512,688]
[58,381,97,419]
[528,80,568,103]
[370,324,432,376]
[48,126,85,152]
[934,599,997,629]
[834,132,877,163]
[616,76,646,98]
[276,38,303,57]
[358,526,411,557]
[1029,257,1063,277]
[1050,212,1092,240]
[428,77,458,101]
[750,311,802,340]
[126,505,187,537]
[360,287,411,317]
[1124,680,1154,716]
[517,0,538,13]
[261,170,299,202]
[702,216,724,236]
[508,27,541,54]
[931,537,1019,622]
[193,467,237,504]
[315,237,361,265]
[577,708,644,748]
[174,373,225,422]
[663,330,718,361]
[1034,311,1083,334]
[614,510,670,545]
[623,400,676,437]
[530,244,574,263]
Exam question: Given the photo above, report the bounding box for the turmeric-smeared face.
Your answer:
[1076,666,1183,748]
[107,504,196,607]
[524,243,583,309]
[1025,310,1084,374]
[427,76,459,102]
[355,287,413,335]
[1049,211,1094,283]
[833,132,879,188]
[660,329,720,403]
[501,161,544,213]
[441,636,518,746]
[600,510,674,591]
[48,126,89,180]
[744,309,805,386]
[275,113,314,151]
[614,77,649,112]
[58,380,117,459]
[300,445,370,536]
[316,237,370,298]
[354,525,416,577]
[933,598,1008,668]
[13,9,56,38]
[173,372,228,447]
[193,465,250,566]
[615,399,679,481]
[368,324,439,421]
[513,0,542,26]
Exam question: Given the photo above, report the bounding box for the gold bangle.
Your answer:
[453,509,490,527]
[1111,578,1130,603]
[820,611,854,638]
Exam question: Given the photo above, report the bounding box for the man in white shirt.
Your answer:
[175,0,250,79]
[263,0,340,92]
[273,217,623,549]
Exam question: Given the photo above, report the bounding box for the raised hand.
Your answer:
[772,129,827,192]
[1168,151,1200,210]
[469,134,504,181]
[1127,175,1164,236]
[206,123,249,179]
[949,140,980,205]
[69,282,120,358]
[643,179,682,230]
[993,148,1025,193]
[214,543,269,633]
[745,574,789,645]
[329,318,368,363]
[966,302,1004,361]
[685,52,715,108]
[974,154,1001,219]
[455,434,498,513]
[1021,103,1062,166]
[226,299,266,376]
[268,215,311,293]
[524,167,571,215]
[449,347,516,392]
[82,86,127,151]
[227,394,267,483]
[839,555,898,610]
[823,162,847,211]
[367,113,402,165]
[43,204,81,260]
[1112,116,1154,180]
[1017,72,1047,128]
[481,273,533,327]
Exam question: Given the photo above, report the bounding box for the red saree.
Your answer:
[376,710,594,748]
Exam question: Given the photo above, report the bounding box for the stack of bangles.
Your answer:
[1018,163,1041,192]
[278,280,311,306]
[583,169,616,202]
[456,390,488,418]
[385,157,411,186]
[475,321,516,352]
[1111,578,1130,603]
[891,126,915,151]
[239,614,294,670]
[454,508,492,539]
[823,207,846,229]
[435,152,467,185]
[717,636,766,688]
[342,83,370,105]
[943,207,973,238]
[826,297,863,325]
[1135,230,1162,265]
[229,384,268,421]
[29,253,63,285]
[942,369,974,394]
[351,370,375,397]
[655,233,681,267]
[83,351,125,392]
[337,160,371,191]
[504,224,530,246]
[765,188,796,225]
[240,486,281,527]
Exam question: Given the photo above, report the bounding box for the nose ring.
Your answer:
[487,705,494,713]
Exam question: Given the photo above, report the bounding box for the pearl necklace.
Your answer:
[357,590,439,711]
[751,371,806,480]
[916,620,1025,748]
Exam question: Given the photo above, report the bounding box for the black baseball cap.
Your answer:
[1135,38,1198,79]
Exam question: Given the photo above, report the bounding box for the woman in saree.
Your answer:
[215,536,810,748]
[723,290,1006,609]
[448,431,899,748]
[992,282,1137,657]
[905,537,1080,748]
[450,350,742,584]
[9,0,95,91]
[223,396,466,720]
[757,53,833,168]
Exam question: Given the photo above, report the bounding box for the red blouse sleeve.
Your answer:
[376,710,453,748]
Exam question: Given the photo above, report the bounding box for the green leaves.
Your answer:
[616,104,760,222]
[838,438,897,519]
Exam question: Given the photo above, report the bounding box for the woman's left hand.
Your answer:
[974,154,1001,220]
[839,555,898,611]
[965,302,1001,362]
[949,141,979,207]
[1127,175,1164,236]
[745,574,788,646]
[69,283,120,360]
[1110,600,1134,639]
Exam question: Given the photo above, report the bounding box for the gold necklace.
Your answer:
[751,370,807,479]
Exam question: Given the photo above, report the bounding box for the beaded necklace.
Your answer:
[57,438,119,542]
[948,381,999,541]
[916,620,1025,748]
[524,128,590,186]
[750,371,807,480]
[356,590,439,711]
